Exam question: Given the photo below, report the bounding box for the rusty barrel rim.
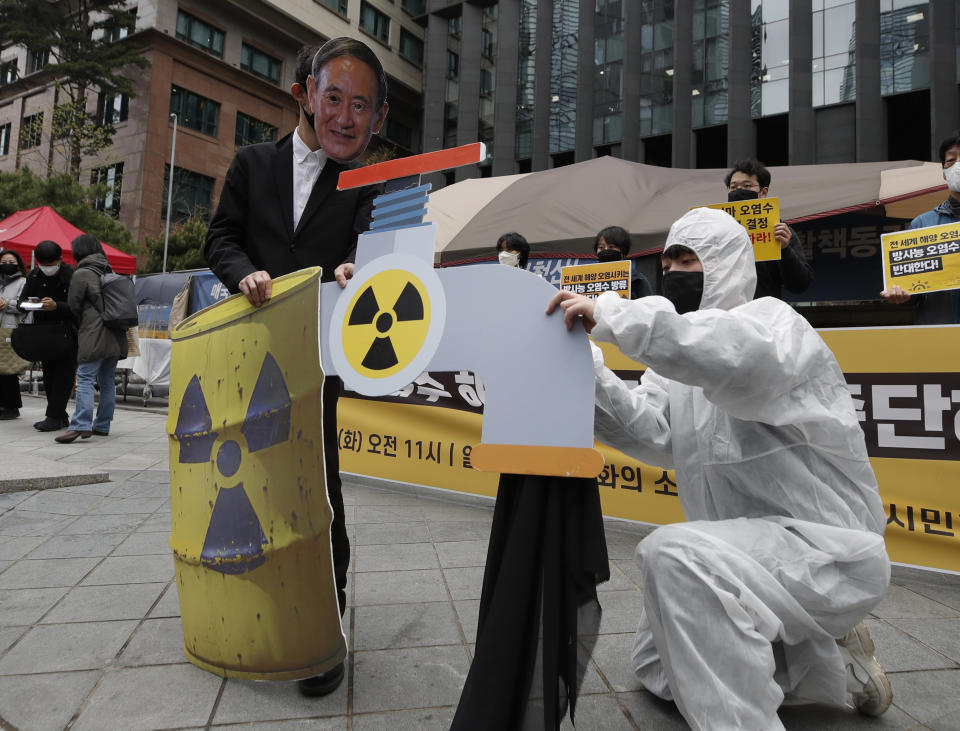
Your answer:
[172,267,322,341]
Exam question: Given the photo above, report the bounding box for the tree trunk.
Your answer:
[70,82,85,181]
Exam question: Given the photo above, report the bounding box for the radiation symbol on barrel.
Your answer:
[172,352,293,574]
[329,253,446,396]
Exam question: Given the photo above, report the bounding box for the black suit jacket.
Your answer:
[204,132,377,291]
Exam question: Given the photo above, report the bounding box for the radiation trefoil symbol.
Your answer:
[172,353,292,574]
[329,253,445,396]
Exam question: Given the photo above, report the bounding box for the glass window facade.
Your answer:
[28,48,49,74]
[549,0,578,154]
[444,24,460,149]
[751,0,790,117]
[0,123,9,155]
[402,0,426,15]
[692,0,729,127]
[479,6,497,153]
[317,0,348,14]
[360,2,391,45]
[593,0,624,145]
[235,112,277,147]
[98,92,129,126]
[516,0,537,159]
[176,10,224,57]
[812,1,855,106]
[241,44,281,84]
[162,165,215,224]
[20,112,43,149]
[879,1,929,96]
[0,60,17,86]
[91,162,123,217]
[400,28,424,66]
[170,86,220,138]
[638,1,675,136]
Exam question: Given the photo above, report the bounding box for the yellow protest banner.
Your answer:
[340,325,960,573]
[560,260,632,299]
[881,221,960,295]
[699,198,781,262]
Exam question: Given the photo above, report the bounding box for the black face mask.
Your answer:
[300,103,316,134]
[596,248,623,263]
[0,262,18,276]
[662,271,704,314]
[728,188,760,203]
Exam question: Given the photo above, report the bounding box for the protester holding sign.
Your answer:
[881,133,960,323]
[548,206,891,730]
[594,226,653,298]
[725,159,813,300]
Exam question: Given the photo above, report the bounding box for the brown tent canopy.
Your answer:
[426,157,947,265]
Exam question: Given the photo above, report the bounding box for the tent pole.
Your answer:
[163,113,178,273]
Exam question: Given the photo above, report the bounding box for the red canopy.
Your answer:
[0,206,137,274]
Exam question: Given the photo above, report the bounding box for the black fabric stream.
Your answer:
[451,474,610,730]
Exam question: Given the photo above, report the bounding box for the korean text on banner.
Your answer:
[339,326,960,574]
[699,198,781,262]
[560,261,632,299]
[881,221,960,295]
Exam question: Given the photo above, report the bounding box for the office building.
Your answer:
[420,1,960,181]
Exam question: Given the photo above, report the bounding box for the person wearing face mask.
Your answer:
[594,226,653,299]
[0,249,27,419]
[18,240,77,431]
[547,206,892,729]
[495,232,529,269]
[725,159,813,300]
[880,133,960,323]
[205,36,388,699]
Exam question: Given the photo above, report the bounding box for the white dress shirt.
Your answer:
[292,127,327,231]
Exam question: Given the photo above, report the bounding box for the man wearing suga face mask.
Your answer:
[880,133,960,323]
[205,36,388,699]
[725,159,813,300]
[547,206,892,730]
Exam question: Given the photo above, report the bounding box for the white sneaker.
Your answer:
[837,622,893,717]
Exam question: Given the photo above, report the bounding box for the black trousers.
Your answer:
[0,374,21,411]
[41,355,77,421]
[323,375,350,616]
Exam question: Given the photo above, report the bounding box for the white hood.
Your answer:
[664,206,757,311]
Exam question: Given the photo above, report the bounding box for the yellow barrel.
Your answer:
[167,267,345,680]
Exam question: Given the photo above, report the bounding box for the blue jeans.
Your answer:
[69,357,119,433]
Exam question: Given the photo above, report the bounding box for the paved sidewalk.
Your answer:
[2,394,960,730]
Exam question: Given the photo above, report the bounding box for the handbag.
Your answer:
[11,321,76,362]
[0,326,31,375]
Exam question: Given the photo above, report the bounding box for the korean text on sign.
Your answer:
[698,197,781,263]
[560,261,632,300]
[882,222,960,295]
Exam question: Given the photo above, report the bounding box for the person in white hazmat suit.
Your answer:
[547,206,892,730]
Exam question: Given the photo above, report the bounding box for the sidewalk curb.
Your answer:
[0,471,110,494]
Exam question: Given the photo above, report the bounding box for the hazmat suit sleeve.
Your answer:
[591,342,674,469]
[591,292,843,428]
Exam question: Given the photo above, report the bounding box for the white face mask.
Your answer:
[945,161,960,193]
[39,263,60,276]
[498,250,520,267]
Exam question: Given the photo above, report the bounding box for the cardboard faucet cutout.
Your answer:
[323,143,603,478]
[167,142,603,681]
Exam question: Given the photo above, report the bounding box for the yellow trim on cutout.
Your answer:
[471,444,605,478]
